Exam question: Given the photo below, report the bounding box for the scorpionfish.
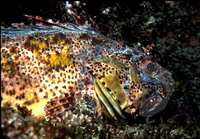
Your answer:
[1,15,174,125]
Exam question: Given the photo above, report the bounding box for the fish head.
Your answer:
[87,46,174,119]
[129,55,174,117]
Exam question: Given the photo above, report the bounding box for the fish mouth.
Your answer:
[138,91,166,117]
[93,77,126,120]
[138,66,174,117]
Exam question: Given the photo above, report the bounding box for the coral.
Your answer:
[2,106,200,138]
[1,106,82,139]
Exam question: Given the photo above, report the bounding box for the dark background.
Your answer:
[1,1,200,138]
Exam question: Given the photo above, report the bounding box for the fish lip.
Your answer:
[139,78,174,117]
[139,92,164,117]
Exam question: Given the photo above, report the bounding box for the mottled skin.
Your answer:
[1,23,174,125]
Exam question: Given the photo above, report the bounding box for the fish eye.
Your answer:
[147,63,156,74]
[141,58,158,77]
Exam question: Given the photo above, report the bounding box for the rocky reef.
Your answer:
[1,1,200,138]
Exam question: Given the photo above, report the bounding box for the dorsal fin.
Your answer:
[22,14,96,32]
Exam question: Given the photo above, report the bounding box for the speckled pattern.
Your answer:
[1,23,174,125]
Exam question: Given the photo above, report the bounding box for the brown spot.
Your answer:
[57,112,64,119]
[70,92,75,96]
[82,109,90,116]
[24,36,33,50]
[1,37,6,43]
[16,96,19,100]
[67,114,73,120]
[17,105,32,116]
[39,88,43,92]
[6,90,16,96]
[55,106,62,112]
[9,46,16,54]
[63,103,69,108]
[107,87,111,92]
[44,92,48,99]
[18,93,25,100]
[60,99,66,103]
[15,42,19,46]
[79,33,90,39]
[71,102,76,106]
[91,37,104,45]
[68,97,74,103]
[23,99,35,106]
[54,86,58,90]
[10,90,16,95]
[68,86,74,92]
[51,100,57,106]
[74,109,80,115]
[98,76,102,80]
[48,108,54,115]
[64,38,72,45]
[69,107,75,112]
[53,33,66,44]
[117,100,121,104]
[64,93,69,98]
